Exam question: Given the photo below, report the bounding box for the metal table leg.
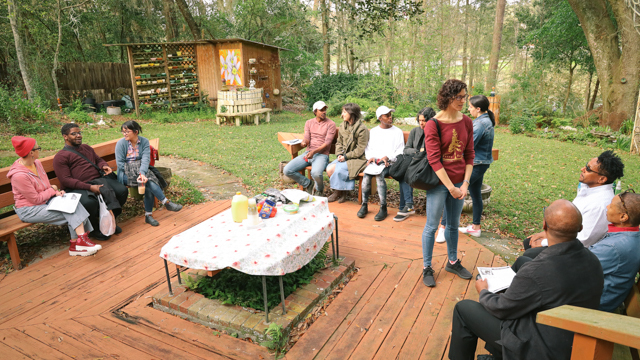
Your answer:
[262,276,269,323]
[279,276,286,314]
[334,214,340,259]
[176,265,182,285]
[164,259,173,296]
[331,233,336,262]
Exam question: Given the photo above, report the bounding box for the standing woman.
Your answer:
[116,121,182,226]
[326,103,369,203]
[8,136,101,256]
[421,79,475,287]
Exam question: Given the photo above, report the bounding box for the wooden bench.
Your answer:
[216,108,272,126]
[278,131,500,203]
[537,274,640,360]
[0,138,160,270]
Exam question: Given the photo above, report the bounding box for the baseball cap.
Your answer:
[376,106,395,120]
[312,101,327,112]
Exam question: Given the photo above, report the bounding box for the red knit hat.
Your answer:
[11,136,37,158]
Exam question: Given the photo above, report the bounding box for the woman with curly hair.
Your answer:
[421,79,475,287]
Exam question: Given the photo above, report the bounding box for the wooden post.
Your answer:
[6,234,21,270]
[126,46,140,117]
[235,116,241,126]
[569,334,614,360]
[488,95,501,125]
[630,89,640,154]
[266,111,271,123]
[254,114,259,125]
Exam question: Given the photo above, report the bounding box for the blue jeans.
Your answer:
[123,174,166,213]
[398,181,414,210]
[283,152,329,194]
[423,182,464,267]
[361,167,390,206]
[441,164,490,226]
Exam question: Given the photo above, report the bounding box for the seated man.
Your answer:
[53,123,128,240]
[283,101,336,196]
[449,200,604,360]
[589,190,640,312]
[357,106,405,221]
[523,150,624,258]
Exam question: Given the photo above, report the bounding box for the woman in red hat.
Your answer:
[7,136,102,256]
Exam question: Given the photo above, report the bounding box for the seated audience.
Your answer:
[357,106,405,221]
[393,107,436,222]
[523,150,624,258]
[116,121,182,226]
[589,190,640,312]
[283,101,336,196]
[8,136,101,256]
[450,200,604,360]
[326,103,369,203]
[53,123,128,240]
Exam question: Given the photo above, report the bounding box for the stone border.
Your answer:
[152,257,355,342]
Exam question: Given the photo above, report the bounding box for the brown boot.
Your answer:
[337,191,348,203]
[327,190,343,202]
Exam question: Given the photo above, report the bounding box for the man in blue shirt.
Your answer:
[589,190,640,312]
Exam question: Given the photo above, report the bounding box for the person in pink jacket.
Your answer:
[7,136,101,256]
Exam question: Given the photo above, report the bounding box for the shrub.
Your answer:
[619,119,634,135]
[304,73,395,110]
[509,114,539,134]
[0,86,53,134]
[64,99,94,124]
[326,96,380,122]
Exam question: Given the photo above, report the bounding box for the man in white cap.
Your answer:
[357,106,405,221]
[283,100,337,195]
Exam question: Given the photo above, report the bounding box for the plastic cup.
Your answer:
[137,180,146,194]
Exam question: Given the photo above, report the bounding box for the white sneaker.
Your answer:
[435,227,446,243]
[459,225,481,237]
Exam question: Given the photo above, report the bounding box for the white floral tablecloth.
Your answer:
[160,197,334,276]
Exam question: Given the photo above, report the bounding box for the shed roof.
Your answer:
[104,38,290,51]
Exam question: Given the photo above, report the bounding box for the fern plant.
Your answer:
[260,323,287,359]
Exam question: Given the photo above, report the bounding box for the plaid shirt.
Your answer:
[126,139,141,162]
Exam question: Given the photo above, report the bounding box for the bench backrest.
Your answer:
[0,139,121,210]
[278,131,411,159]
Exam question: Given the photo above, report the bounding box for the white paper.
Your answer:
[282,139,302,145]
[47,193,81,214]
[478,266,516,293]
[363,163,385,175]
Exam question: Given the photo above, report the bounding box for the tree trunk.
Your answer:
[486,0,507,91]
[52,0,63,110]
[512,20,518,84]
[563,61,577,113]
[589,78,599,111]
[321,0,329,75]
[461,0,469,83]
[337,9,342,73]
[175,0,201,40]
[7,0,35,100]
[163,0,179,41]
[567,0,640,130]
[584,71,592,111]
[385,14,394,80]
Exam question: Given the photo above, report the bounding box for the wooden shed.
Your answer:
[104,39,287,116]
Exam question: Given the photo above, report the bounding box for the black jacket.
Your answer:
[479,239,604,360]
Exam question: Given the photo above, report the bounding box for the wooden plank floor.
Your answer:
[0,200,506,360]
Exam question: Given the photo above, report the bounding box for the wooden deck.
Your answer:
[0,200,505,360]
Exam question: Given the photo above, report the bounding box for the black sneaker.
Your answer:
[305,181,315,195]
[477,355,495,360]
[374,205,387,221]
[114,226,122,235]
[445,259,472,280]
[164,201,183,212]
[89,231,111,241]
[145,215,160,226]
[423,266,435,287]
[357,203,368,218]
[397,206,415,216]
[393,213,409,222]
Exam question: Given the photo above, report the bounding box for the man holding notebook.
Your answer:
[448,200,604,360]
[53,123,128,240]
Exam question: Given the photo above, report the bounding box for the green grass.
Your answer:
[2,113,638,241]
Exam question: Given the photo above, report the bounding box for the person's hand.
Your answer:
[449,187,464,200]
[102,166,113,175]
[382,156,389,167]
[138,174,148,183]
[530,237,545,248]
[51,185,59,191]
[459,182,469,199]
[89,184,103,195]
[306,150,315,159]
[337,155,345,162]
[300,140,308,148]
[55,190,66,197]
[366,158,376,165]
[475,278,489,293]
[530,231,545,241]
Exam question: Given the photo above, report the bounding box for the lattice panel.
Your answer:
[627,0,640,36]
[131,44,170,110]
[166,43,200,108]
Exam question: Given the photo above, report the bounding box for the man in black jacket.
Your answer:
[448,199,604,360]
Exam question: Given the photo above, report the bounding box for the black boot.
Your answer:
[374,205,388,221]
[357,203,368,218]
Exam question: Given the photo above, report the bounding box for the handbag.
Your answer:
[405,119,442,191]
[149,145,159,167]
[62,147,117,180]
[149,166,168,189]
[97,195,116,236]
[389,153,413,182]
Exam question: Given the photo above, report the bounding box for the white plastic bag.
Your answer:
[281,189,315,205]
[98,195,116,236]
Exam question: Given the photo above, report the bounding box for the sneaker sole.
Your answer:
[393,216,408,222]
[445,267,473,280]
[70,249,98,256]
[397,211,416,216]
[77,245,102,251]
[423,278,436,287]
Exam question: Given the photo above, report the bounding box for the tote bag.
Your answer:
[388,153,413,182]
[98,195,116,236]
[405,119,442,190]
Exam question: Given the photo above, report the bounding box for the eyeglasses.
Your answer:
[122,130,132,135]
[454,94,469,102]
[69,131,82,136]
[619,189,636,216]
[585,162,606,177]
[32,147,41,151]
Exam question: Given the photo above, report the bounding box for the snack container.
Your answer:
[283,204,299,215]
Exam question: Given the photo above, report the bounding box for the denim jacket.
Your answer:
[589,227,640,312]
[473,113,494,165]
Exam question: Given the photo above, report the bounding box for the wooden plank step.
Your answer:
[0,328,73,359]
[0,341,31,359]
[19,323,109,359]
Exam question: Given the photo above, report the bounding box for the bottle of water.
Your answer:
[615,181,622,195]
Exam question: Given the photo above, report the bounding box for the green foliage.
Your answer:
[393,102,423,119]
[327,96,381,122]
[64,99,94,124]
[550,118,572,128]
[0,86,54,135]
[194,243,329,311]
[260,323,287,358]
[509,114,541,134]
[304,74,395,110]
[619,119,635,135]
[169,176,206,205]
[183,275,200,291]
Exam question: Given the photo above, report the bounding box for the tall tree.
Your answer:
[175,0,201,40]
[486,0,506,90]
[7,0,36,100]
[461,0,469,83]
[567,0,640,129]
[321,0,330,74]
[163,0,179,41]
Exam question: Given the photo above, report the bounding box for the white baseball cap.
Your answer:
[376,106,395,120]
[312,101,328,111]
